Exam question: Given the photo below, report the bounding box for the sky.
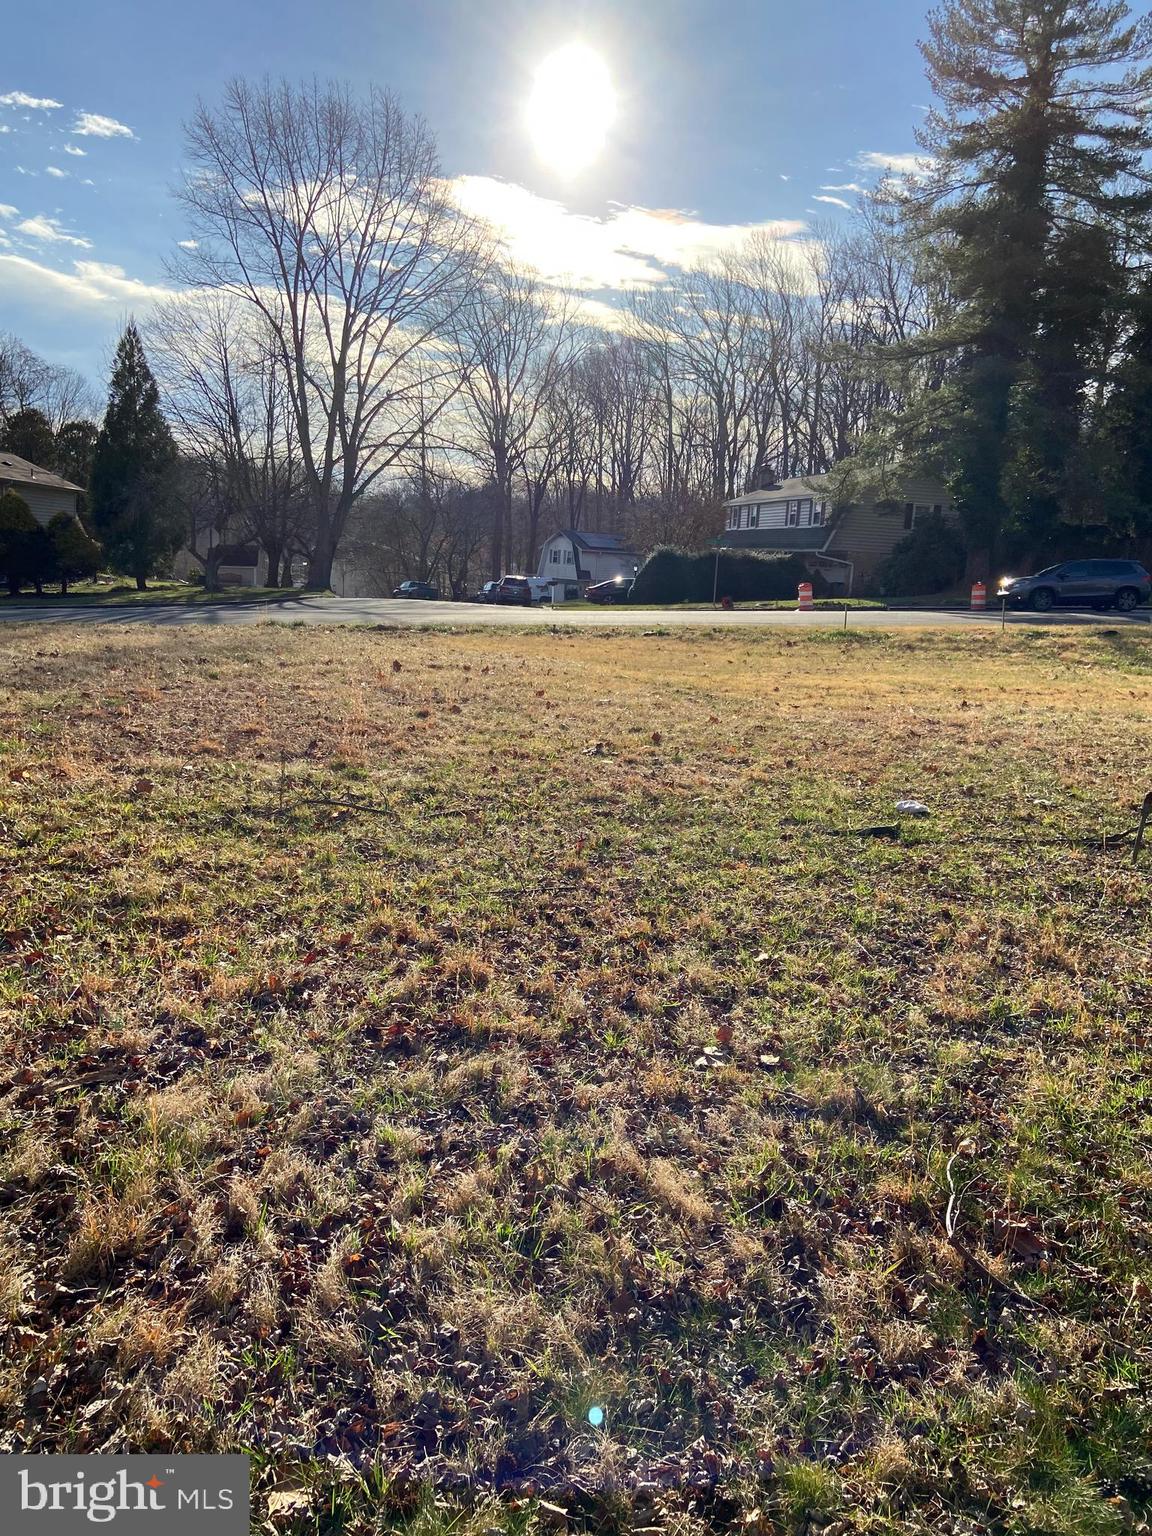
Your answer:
[0,0,936,393]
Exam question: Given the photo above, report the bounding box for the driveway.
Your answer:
[0,596,1149,630]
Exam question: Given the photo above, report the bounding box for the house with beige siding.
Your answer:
[0,451,84,526]
[720,472,953,595]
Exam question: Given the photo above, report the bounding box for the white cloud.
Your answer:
[854,150,931,177]
[822,182,866,196]
[572,295,632,331]
[0,91,63,110]
[449,175,808,291]
[63,143,86,157]
[0,252,172,315]
[45,165,67,179]
[177,238,198,250]
[0,203,17,219]
[0,125,9,134]
[71,111,135,140]
[15,214,92,248]
[813,195,851,210]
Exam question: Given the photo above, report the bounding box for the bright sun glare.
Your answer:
[526,42,616,179]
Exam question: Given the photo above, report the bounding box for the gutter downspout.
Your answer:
[817,532,854,597]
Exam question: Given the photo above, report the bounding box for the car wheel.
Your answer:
[1115,586,1140,612]
[1029,587,1055,612]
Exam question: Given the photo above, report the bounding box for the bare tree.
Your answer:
[0,333,94,432]
[453,265,581,576]
[149,293,307,586]
[174,78,489,589]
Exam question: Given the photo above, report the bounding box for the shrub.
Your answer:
[631,544,825,604]
[873,512,967,598]
[48,512,102,595]
[0,489,46,595]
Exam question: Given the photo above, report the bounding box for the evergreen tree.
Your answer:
[0,406,56,466]
[0,489,43,595]
[89,322,180,590]
[894,0,1152,568]
[1098,275,1152,535]
[48,512,102,595]
[54,419,99,487]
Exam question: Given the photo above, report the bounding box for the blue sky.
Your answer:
[0,0,934,392]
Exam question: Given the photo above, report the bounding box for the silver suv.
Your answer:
[999,559,1151,613]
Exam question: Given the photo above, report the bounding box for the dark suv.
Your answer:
[999,560,1151,613]
[392,580,440,600]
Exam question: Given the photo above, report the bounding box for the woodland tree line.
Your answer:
[5,0,1152,597]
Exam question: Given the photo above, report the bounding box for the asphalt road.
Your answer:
[0,596,1149,630]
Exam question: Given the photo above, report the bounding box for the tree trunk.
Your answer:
[60,578,68,596]
[263,541,283,589]
[305,534,335,591]
[136,574,147,592]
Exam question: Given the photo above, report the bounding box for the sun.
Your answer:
[525,42,616,179]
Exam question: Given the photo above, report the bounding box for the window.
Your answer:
[812,502,825,527]
[798,498,813,526]
[787,500,800,527]
[748,504,760,528]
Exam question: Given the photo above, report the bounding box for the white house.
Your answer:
[721,472,953,594]
[537,529,641,599]
[0,452,84,526]
[173,536,270,587]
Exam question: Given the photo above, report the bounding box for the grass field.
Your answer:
[2,623,1152,1536]
[0,581,299,607]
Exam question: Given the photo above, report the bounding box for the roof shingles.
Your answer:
[0,452,84,495]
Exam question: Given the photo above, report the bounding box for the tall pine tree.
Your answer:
[894,0,1152,570]
[90,323,180,590]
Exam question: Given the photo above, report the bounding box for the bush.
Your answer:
[48,513,102,594]
[631,545,825,604]
[0,489,48,595]
[872,512,967,598]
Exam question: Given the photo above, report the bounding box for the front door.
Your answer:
[1056,561,1095,603]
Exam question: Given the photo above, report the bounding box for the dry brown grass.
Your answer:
[2,622,1152,1533]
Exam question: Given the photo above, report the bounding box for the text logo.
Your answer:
[2,1457,248,1533]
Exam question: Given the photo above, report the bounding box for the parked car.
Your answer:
[469,581,502,603]
[494,575,551,605]
[585,577,635,604]
[998,559,1151,612]
[392,580,440,600]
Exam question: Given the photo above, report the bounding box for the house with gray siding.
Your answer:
[720,472,953,594]
[0,452,84,525]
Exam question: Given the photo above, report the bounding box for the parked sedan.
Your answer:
[391,580,440,600]
[469,581,501,603]
[585,577,635,604]
[998,559,1151,612]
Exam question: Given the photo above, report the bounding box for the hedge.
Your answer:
[631,545,827,604]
